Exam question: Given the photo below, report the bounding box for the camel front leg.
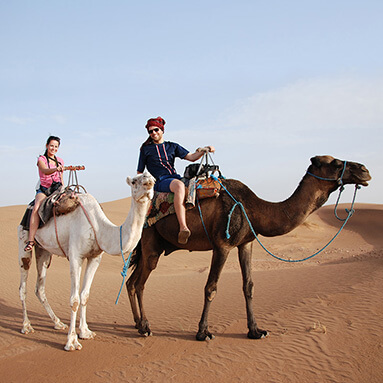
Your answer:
[34,247,67,331]
[19,238,34,334]
[238,242,268,339]
[196,247,229,341]
[65,257,83,351]
[127,266,141,328]
[133,253,160,337]
[78,255,102,340]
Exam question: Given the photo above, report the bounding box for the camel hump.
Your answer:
[54,189,81,216]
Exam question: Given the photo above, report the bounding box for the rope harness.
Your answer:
[52,166,99,259]
[53,198,102,259]
[115,226,133,304]
[198,160,361,263]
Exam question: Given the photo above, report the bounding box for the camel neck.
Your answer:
[246,174,332,237]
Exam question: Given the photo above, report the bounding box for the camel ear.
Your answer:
[332,159,343,168]
[310,156,322,168]
[126,177,132,186]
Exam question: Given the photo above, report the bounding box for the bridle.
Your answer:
[305,160,361,221]
[306,160,347,187]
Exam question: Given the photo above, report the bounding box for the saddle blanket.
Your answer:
[20,187,79,230]
[145,178,197,227]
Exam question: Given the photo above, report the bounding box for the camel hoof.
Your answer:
[139,330,152,337]
[79,331,96,340]
[64,340,83,351]
[247,329,269,339]
[137,320,152,337]
[21,323,35,334]
[196,331,215,341]
[54,321,68,330]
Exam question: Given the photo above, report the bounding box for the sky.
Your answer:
[1,0,382,208]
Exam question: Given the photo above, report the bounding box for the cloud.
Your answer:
[4,116,34,125]
[4,114,67,125]
[218,76,383,133]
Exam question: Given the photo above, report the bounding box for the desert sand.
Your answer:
[0,199,382,383]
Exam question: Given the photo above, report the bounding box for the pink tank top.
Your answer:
[38,155,64,188]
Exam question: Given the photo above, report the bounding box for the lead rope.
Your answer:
[78,201,102,251]
[115,225,133,304]
[53,207,67,258]
[210,174,360,263]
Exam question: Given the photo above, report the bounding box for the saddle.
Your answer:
[184,156,222,200]
[145,154,223,226]
[20,188,81,230]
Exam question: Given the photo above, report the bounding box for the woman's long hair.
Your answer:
[44,135,61,167]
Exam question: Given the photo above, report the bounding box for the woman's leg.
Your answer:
[169,179,190,244]
[27,193,47,245]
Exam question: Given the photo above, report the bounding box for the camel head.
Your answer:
[126,172,155,203]
[308,155,371,189]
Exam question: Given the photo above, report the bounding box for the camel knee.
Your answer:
[19,285,27,301]
[21,257,31,270]
[207,290,216,302]
[205,284,217,302]
[148,255,159,271]
[80,292,90,307]
[34,285,46,302]
[126,279,135,296]
[244,281,254,299]
[70,297,80,312]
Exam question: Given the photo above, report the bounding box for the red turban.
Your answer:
[145,117,165,131]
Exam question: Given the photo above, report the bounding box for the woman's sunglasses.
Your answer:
[148,128,160,134]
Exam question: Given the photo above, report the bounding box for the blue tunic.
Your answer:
[137,141,189,180]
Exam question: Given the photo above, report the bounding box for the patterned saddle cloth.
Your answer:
[145,176,222,227]
[145,178,197,227]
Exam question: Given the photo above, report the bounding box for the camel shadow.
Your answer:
[0,299,68,350]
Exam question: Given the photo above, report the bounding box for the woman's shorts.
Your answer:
[154,174,182,193]
[36,186,48,195]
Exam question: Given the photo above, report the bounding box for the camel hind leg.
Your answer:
[34,246,68,331]
[237,242,268,339]
[196,246,230,341]
[18,226,34,334]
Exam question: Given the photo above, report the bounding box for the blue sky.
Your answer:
[1,0,382,207]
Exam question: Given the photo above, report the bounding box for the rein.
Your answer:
[205,166,360,263]
[115,225,133,304]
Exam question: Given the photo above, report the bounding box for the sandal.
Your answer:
[178,229,191,245]
[24,241,35,252]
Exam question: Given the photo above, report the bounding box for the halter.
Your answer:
[305,160,360,221]
[306,160,347,187]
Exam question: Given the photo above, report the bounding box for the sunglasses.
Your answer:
[148,128,160,134]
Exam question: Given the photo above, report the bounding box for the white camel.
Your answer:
[18,172,155,351]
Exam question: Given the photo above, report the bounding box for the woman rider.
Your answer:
[24,136,65,251]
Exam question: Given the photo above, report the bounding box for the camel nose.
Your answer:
[143,180,154,188]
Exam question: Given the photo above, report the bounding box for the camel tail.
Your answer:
[129,240,142,271]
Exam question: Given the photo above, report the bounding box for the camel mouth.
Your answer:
[359,181,369,187]
[137,191,153,202]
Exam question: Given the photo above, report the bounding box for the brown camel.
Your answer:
[126,155,371,341]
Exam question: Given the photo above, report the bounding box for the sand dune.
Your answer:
[0,200,382,382]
